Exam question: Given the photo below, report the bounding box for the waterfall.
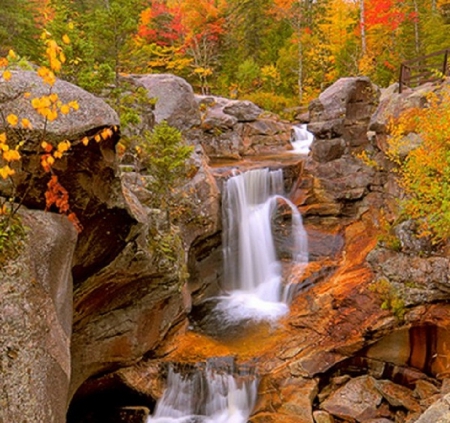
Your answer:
[215,168,308,324]
[147,167,308,423]
[290,124,314,154]
[147,361,258,423]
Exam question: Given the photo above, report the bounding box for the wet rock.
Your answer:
[251,413,314,423]
[320,376,383,422]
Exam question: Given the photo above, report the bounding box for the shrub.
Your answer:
[387,86,450,245]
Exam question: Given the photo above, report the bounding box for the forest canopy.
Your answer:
[2,0,450,112]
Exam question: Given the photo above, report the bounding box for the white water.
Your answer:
[147,364,258,423]
[147,168,308,423]
[216,168,308,324]
[290,124,314,154]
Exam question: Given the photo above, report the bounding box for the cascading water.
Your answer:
[290,124,314,154]
[148,167,308,423]
[215,167,308,324]
[147,361,258,423]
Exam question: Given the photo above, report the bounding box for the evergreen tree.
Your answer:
[0,0,43,60]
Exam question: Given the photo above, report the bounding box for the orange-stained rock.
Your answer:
[321,376,383,422]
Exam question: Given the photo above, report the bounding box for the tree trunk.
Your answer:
[360,0,366,55]
[298,38,303,103]
[413,0,420,54]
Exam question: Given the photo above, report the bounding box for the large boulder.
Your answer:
[127,73,201,131]
[308,76,380,147]
[296,77,381,219]
[0,209,77,423]
[0,70,118,139]
[194,95,292,160]
[0,69,135,284]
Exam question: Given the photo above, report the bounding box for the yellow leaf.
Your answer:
[46,156,55,166]
[37,66,49,78]
[49,93,58,103]
[44,72,56,86]
[68,101,79,111]
[7,50,17,60]
[0,143,8,152]
[0,133,6,143]
[101,128,113,140]
[60,104,70,114]
[50,57,61,73]
[62,34,71,45]
[68,22,74,30]
[94,134,101,143]
[81,137,89,146]
[6,114,18,126]
[3,149,21,162]
[31,98,41,109]
[47,109,58,121]
[2,70,12,81]
[54,151,63,159]
[0,165,15,179]
[0,58,8,68]
[57,140,70,152]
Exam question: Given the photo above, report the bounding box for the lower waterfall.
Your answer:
[147,360,258,423]
[148,167,308,422]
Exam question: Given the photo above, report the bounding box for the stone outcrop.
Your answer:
[298,76,381,219]
[0,209,77,423]
[0,69,134,284]
[124,73,201,131]
[193,95,293,159]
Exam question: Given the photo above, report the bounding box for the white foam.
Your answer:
[147,365,258,423]
[290,124,314,154]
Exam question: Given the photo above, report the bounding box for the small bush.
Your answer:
[387,86,450,244]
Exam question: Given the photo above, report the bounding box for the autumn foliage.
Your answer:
[0,32,119,242]
[388,85,450,244]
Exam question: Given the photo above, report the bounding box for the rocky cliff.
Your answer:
[2,71,450,423]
